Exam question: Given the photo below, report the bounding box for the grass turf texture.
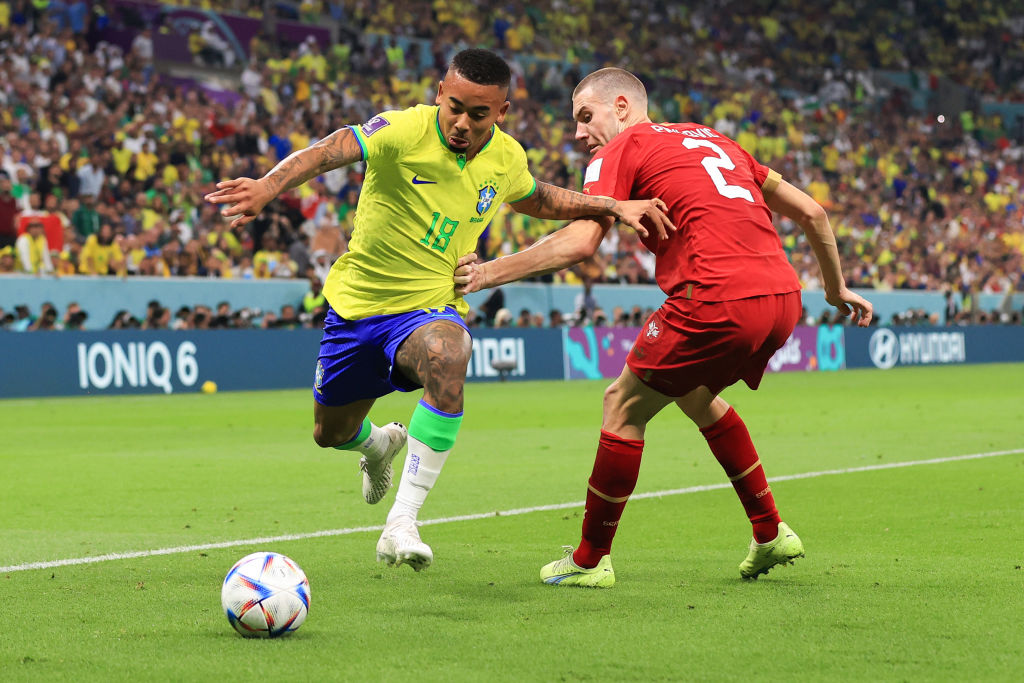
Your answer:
[2,364,1022,681]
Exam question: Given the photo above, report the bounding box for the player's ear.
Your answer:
[614,94,630,121]
[495,100,510,124]
[435,80,444,105]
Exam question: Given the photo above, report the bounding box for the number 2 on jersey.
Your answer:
[682,137,754,203]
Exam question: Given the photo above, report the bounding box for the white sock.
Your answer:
[354,422,391,460]
[386,436,449,523]
[334,422,391,460]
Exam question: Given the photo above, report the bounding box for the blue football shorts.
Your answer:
[313,305,469,406]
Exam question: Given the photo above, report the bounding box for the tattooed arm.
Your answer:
[203,128,363,229]
[454,217,613,295]
[509,181,675,240]
[265,128,364,193]
[510,181,617,219]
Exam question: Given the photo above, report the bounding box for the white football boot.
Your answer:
[376,516,433,572]
[359,422,407,504]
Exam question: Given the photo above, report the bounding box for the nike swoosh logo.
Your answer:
[411,175,437,185]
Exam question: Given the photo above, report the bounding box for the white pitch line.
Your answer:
[2,448,1022,574]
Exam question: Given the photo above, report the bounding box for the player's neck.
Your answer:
[464,128,494,162]
[619,114,652,133]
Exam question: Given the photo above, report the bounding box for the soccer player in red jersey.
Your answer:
[455,68,873,586]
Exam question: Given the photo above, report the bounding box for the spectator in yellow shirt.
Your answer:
[253,234,297,279]
[0,245,15,273]
[133,144,159,182]
[806,169,833,209]
[54,248,78,276]
[111,141,134,176]
[296,40,327,81]
[79,223,125,275]
[135,193,162,231]
[15,220,55,275]
[204,248,234,278]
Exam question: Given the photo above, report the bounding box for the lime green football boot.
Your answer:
[540,548,615,588]
[739,522,805,579]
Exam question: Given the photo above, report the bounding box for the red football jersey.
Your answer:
[583,122,800,302]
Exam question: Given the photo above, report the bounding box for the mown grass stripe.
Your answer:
[2,447,1021,574]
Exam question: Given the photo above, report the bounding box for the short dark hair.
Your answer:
[450,49,511,91]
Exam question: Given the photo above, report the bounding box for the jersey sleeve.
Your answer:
[505,139,537,203]
[349,106,424,163]
[581,137,637,200]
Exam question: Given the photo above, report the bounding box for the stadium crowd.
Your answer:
[0,0,1021,328]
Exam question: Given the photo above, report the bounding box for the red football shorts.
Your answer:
[627,291,801,397]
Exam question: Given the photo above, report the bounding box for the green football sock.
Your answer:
[408,400,463,451]
[334,418,371,450]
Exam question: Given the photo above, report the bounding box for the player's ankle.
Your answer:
[387,502,419,525]
[572,542,604,569]
[752,518,782,544]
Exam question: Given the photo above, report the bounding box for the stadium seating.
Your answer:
[0,0,1020,330]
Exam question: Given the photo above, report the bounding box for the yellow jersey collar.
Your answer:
[434,109,495,171]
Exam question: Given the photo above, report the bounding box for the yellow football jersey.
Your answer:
[323,104,537,319]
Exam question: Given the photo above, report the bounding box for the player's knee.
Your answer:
[427,352,470,388]
[603,380,627,413]
[676,389,725,428]
[602,381,631,430]
[312,423,335,449]
[423,377,466,415]
[312,420,356,449]
[414,330,471,413]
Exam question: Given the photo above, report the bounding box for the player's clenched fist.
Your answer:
[453,253,485,295]
[204,178,274,228]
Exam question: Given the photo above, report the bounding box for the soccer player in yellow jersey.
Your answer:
[205,49,672,572]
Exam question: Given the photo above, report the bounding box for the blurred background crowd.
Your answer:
[1,0,1022,329]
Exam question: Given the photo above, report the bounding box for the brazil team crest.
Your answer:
[476,183,497,215]
[314,360,325,392]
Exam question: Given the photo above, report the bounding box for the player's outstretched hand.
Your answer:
[827,287,874,327]
[204,178,274,229]
[454,253,486,295]
[613,198,676,240]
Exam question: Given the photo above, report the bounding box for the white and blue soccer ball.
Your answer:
[221,551,310,638]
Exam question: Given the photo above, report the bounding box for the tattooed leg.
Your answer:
[380,320,473,545]
[394,320,473,413]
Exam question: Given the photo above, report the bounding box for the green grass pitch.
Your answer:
[2,364,1023,681]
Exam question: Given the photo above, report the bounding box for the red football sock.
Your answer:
[700,407,781,543]
[573,430,644,568]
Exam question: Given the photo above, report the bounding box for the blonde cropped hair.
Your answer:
[573,68,648,108]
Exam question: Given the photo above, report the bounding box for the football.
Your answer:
[221,551,310,638]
